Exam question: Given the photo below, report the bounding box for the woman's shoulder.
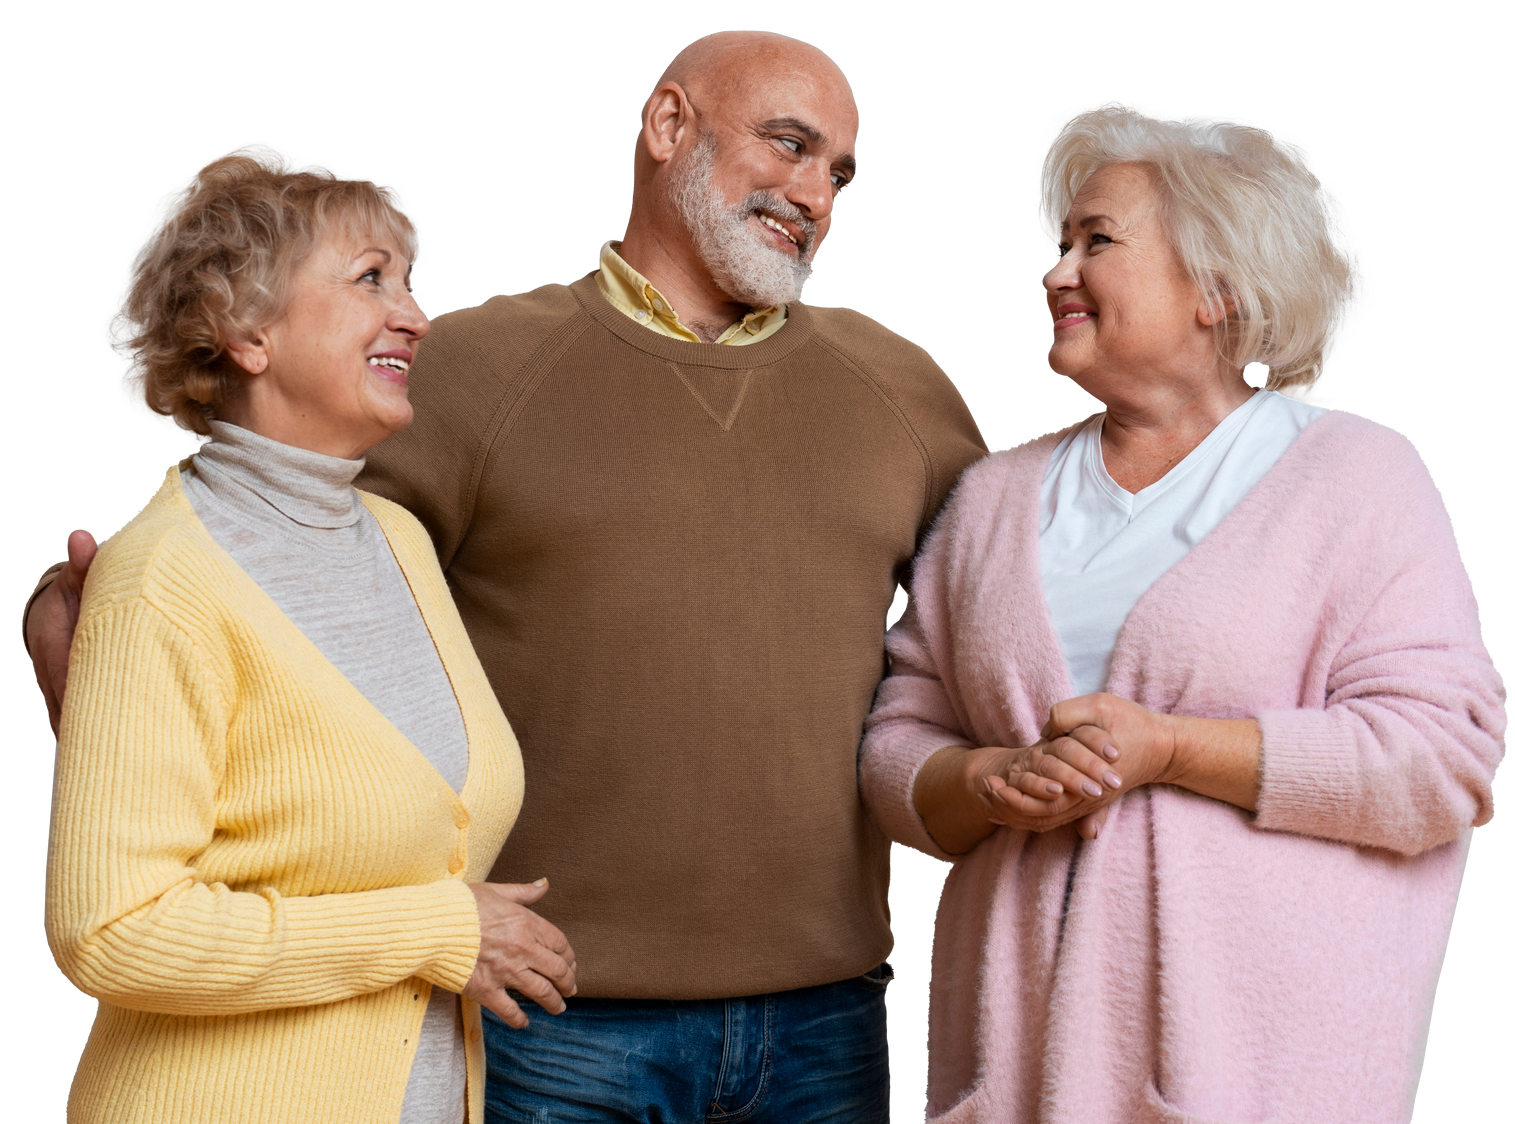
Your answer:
[945,419,1088,508]
[916,420,1089,569]
[356,490,442,565]
[1285,409,1435,493]
[82,465,230,615]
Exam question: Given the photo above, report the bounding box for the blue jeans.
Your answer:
[482,965,892,1123]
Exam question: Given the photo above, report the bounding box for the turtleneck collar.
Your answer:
[192,422,366,530]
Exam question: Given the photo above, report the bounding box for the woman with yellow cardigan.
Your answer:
[44,153,576,1124]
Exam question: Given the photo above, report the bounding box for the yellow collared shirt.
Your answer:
[594,241,787,346]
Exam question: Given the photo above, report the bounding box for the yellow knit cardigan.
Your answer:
[46,467,525,1124]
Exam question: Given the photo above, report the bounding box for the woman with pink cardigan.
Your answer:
[861,107,1505,1123]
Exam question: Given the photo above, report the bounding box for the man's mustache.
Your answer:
[745,192,817,257]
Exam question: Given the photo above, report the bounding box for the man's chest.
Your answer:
[462,346,932,580]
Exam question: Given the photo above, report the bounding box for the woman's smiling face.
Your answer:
[226,229,429,458]
[1042,162,1219,404]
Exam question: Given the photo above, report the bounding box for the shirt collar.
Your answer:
[596,241,783,344]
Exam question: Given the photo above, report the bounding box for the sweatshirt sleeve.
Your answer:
[1254,444,1506,856]
[859,504,975,863]
[46,598,482,1016]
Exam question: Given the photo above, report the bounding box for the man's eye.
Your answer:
[831,172,848,188]
[779,137,801,154]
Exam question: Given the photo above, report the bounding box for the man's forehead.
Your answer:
[667,33,857,136]
[725,74,858,147]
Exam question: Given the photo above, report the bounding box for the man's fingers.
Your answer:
[61,530,98,594]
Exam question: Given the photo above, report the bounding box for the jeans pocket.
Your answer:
[855,961,895,992]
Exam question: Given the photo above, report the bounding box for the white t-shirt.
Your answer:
[1039,390,1325,698]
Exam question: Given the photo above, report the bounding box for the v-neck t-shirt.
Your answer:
[1039,390,1325,698]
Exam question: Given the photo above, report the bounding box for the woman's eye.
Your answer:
[1090,233,1112,245]
[360,268,381,284]
[1057,243,1071,258]
[779,137,801,154]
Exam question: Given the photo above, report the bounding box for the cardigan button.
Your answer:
[448,857,464,874]
[454,809,470,829]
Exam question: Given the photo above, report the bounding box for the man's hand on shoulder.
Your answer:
[26,530,98,736]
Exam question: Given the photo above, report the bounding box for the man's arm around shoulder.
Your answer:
[25,531,99,736]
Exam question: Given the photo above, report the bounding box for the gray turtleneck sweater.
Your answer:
[182,421,469,1124]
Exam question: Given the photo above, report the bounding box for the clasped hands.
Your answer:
[914,693,1180,855]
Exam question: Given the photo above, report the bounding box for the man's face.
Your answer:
[671,66,858,306]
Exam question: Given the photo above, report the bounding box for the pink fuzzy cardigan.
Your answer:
[861,412,1505,1123]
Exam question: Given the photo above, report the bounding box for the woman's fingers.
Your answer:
[486,987,530,1029]
[986,775,1074,818]
[1074,805,1111,841]
[510,965,570,1015]
[466,881,580,1026]
[988,771,1063,800]
[1042,730,1122,794]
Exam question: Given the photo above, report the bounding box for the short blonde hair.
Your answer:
[119,150,418,434]
[1042,106,1353,391]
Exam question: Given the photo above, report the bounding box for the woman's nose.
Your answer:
[1043,254,1080,293]
[390,295,430,340]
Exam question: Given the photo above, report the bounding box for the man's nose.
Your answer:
[788,158,837,223]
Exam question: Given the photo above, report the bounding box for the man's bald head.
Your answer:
[653,31,855,119]
[619,31,860,337]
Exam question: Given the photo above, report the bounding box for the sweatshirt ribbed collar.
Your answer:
[192,422,365,530]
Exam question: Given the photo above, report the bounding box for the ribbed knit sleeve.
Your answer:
[46,597,482,1016]
[1253,432,1506,855]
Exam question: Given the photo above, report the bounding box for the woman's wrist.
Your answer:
[1158,715,1262,811]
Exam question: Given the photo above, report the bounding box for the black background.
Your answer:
[20,26,1502,1124]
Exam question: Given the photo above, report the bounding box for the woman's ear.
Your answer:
[223,332,269,376]
[1196,289,1237,328]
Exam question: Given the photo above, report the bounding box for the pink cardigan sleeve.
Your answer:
[860,507,975,863]
[1255,435,1506,855]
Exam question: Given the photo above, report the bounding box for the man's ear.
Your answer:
[642,81,696,165]
[224,331,269,376]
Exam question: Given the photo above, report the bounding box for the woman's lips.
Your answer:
[1053,310,1096,331]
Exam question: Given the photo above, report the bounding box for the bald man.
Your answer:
[26,30,986,1123]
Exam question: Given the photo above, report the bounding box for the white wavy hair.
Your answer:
[1042,106,1354,391]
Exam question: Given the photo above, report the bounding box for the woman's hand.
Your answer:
[914,741,1120,854]
[980,737,1127,836]
[1035,693,1262,813]
[463,879,578,1029]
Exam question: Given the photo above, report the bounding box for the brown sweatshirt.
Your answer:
[337,275,986,998]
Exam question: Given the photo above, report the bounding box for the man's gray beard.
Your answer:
[670,132,815,309]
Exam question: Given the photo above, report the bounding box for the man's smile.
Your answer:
[755,209,803,249]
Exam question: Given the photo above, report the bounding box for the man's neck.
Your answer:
[617,227,749,344]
